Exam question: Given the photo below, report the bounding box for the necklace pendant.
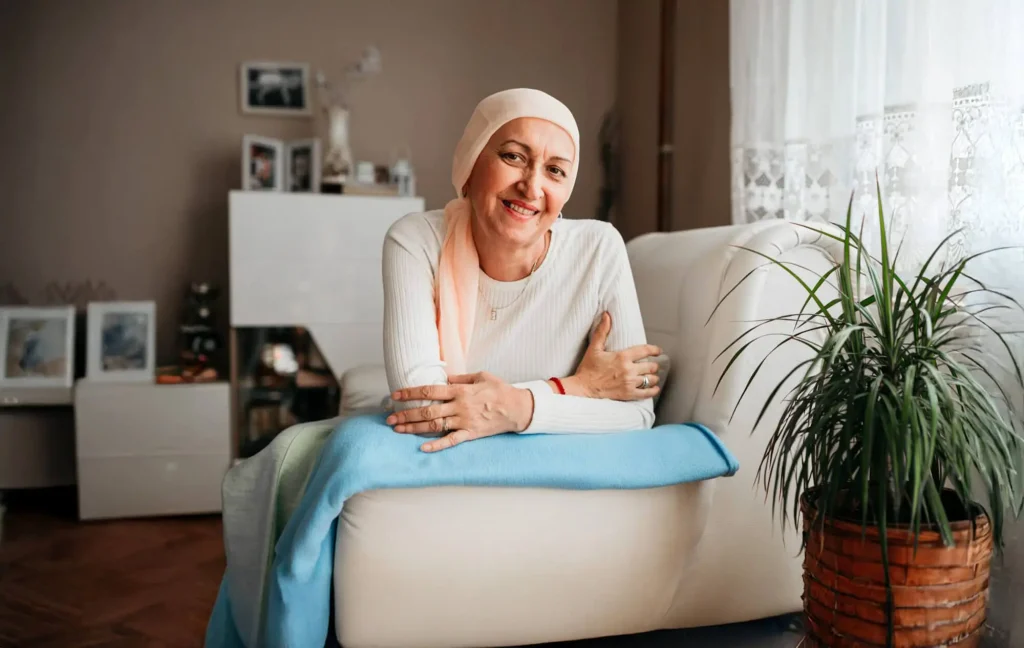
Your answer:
[489,308,497,321]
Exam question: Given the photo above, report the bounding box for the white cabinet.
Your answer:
[73,380,231,520]
[229,191,421,327]
[227,191,423,457]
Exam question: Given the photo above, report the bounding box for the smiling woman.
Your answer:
[382,88,665,452]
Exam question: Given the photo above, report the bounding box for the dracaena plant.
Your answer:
[713,182,1024,564]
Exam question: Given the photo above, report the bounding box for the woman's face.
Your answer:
[464,117,575,249]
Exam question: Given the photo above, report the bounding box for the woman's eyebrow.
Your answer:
[501,139,572,164]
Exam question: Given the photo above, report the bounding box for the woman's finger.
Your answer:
[421,429,473,453]
[635,386,661,400]
[635,373,660,389]
[587,312,612,353]
[387,402,458,426]
[622,344,663,361]
[633,361,660,377]
[393,416,463,435]
[392,384,456,402]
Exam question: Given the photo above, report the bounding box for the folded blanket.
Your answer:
[206,414,739,647]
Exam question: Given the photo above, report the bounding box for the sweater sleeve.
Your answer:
[517,225,656,434]
[381,215,450,412]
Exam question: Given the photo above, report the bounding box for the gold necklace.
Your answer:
[481,235,549,321]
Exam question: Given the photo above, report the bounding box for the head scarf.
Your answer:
[436,88,580,375]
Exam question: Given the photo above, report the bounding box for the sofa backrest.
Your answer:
[627,219,844,430]
[626,224,753,425]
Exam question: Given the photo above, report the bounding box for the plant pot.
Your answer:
[800,487,992,647]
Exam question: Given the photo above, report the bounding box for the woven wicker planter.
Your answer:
[800,488,992,647]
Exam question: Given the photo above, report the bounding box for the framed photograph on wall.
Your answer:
[240,61,312,117]
[87,301,156,382]
[285,138,322,192]
[243,135,284,191]
[0,306,76,389]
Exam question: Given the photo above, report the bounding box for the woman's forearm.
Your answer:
[543,376,591,398]
[511,380,655,433]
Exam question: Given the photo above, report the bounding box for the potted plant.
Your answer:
[715,184,1024,647]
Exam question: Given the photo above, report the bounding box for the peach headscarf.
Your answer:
[436,88,581,375]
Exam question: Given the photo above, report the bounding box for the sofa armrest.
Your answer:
[628,220,844,625]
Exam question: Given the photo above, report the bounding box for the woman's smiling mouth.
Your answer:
[502,199,540,219]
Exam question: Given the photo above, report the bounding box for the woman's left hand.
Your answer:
[386,372,534,452]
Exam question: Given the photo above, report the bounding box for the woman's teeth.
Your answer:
[503,200,538,216]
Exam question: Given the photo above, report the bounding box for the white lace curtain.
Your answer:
[729,0,1024,275]
[729,3,1024,631]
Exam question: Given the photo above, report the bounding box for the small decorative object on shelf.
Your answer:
[315,45,382,193]
[158,282,222,384]
[390,156,416,197]
[285,139,322,192]
[242,135,285,191]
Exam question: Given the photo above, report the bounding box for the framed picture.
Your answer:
[240,61,312,117]
[243,135,284,191]
[0,306,76,388]
[87,301,156,382]
[285,138,322,192]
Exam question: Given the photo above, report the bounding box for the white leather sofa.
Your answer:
[329,220,839,648]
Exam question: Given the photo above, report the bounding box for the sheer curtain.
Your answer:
[729,1,1024,639]
[730,0,1024,273]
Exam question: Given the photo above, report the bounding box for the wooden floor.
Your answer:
[2,487,1017,647]
[0,488,224,647]
[0,487,804,648]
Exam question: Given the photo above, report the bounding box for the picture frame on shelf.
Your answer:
[240,61,312,117]
[0,306,76,389]
[285,138,322,192]
[243,135,284,191]
[86,301,156,383]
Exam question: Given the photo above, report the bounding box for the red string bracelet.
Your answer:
[549,377,566,395]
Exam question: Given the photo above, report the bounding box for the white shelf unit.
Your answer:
[227,191,425,456]
[73,379,231,520]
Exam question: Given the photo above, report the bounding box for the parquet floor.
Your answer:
[24,486,1022,648]
[0,488,223,647]
[0,488,804,648]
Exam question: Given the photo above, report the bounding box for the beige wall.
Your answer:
[616,0,731,240]
[0,0,617,365]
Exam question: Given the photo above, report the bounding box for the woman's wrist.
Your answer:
[509,386,535,432]
[559,375,594,398]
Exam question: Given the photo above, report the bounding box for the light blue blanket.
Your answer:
[205,414,739,647]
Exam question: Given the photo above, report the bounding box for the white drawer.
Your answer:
[74,380,230,458]
[77,453,229,520]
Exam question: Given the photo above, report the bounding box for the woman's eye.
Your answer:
[548,166,566,177]
[500,152,522,163]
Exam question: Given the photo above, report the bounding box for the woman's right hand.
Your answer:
[564,312,663,401]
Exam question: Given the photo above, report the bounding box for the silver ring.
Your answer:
[641,375,650,389]
[441,416,449,433]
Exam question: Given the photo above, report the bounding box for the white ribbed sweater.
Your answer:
[382,210,655,433]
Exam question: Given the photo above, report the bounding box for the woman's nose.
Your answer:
[518,168,543,200]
